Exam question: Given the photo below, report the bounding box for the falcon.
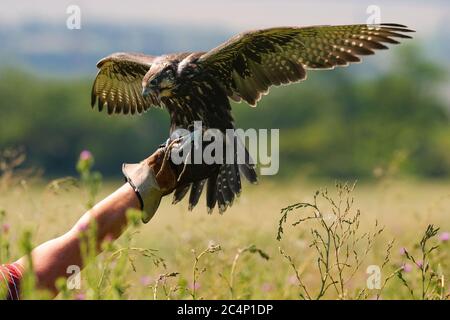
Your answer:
[91,23,414,213]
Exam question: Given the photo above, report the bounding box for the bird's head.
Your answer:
[142,61,178,98]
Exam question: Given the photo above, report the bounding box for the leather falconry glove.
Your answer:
[122,133,219,223]
[122,140,178,223]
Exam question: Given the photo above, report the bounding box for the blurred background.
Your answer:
[0,0,449,180]
[1,0,449,300]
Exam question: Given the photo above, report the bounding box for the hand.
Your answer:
[122,143,177,223]
[122,134,219,223]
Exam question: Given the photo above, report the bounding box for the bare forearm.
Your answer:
[15,183,140,296]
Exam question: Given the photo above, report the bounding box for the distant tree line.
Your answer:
[0,46,449,180]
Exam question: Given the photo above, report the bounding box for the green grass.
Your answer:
[0,170,449,299]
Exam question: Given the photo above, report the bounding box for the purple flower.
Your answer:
[439,232,449,242]
[77,220,89,232]
[79,150,93,161]
[2,223,10,234]
[140,276,152,286]
[261,283,273,292]
[416,260,423,269]
[104,234,114,243]
[402,263,413,273]
[75,293,85,300]
[189,282,201,291]
[399,247,407,255]
[287,275,298,285]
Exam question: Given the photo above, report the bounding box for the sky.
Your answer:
[0,0,448,86]
[0,0,448,36]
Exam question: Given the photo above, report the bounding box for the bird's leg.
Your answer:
[158,137,183,181]
[170,130,203,183]
[171,129,202,154]
[159,137,171,149]
[157,134,191,183]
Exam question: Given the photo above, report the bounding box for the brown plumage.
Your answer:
[91,23,414,213]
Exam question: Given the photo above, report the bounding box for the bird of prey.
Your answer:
[91,23,413,213]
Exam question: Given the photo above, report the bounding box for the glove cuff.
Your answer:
[122,162,164,223]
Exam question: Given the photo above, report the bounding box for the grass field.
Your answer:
[0,169,449,300]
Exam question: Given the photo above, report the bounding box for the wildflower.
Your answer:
[76,150,94,174]
[140,276,152,286]
[261,283,273,292]
[109,261,117,270]
[2,223,10,234]
[75,293,85,300]
[439,232,449,242]
[287,275,298,285]
[402,263,413,273]
[101,234,114,250]
[189,282,201,291]
[77,220,89,232]
[79,150,93,161]
[416,260,423,269]
[399,247,407,255]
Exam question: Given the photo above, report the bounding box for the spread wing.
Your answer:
[198,23,414,106]
[91,52,160,115]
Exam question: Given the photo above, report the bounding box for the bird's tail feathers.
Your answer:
[170,131,258,213]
